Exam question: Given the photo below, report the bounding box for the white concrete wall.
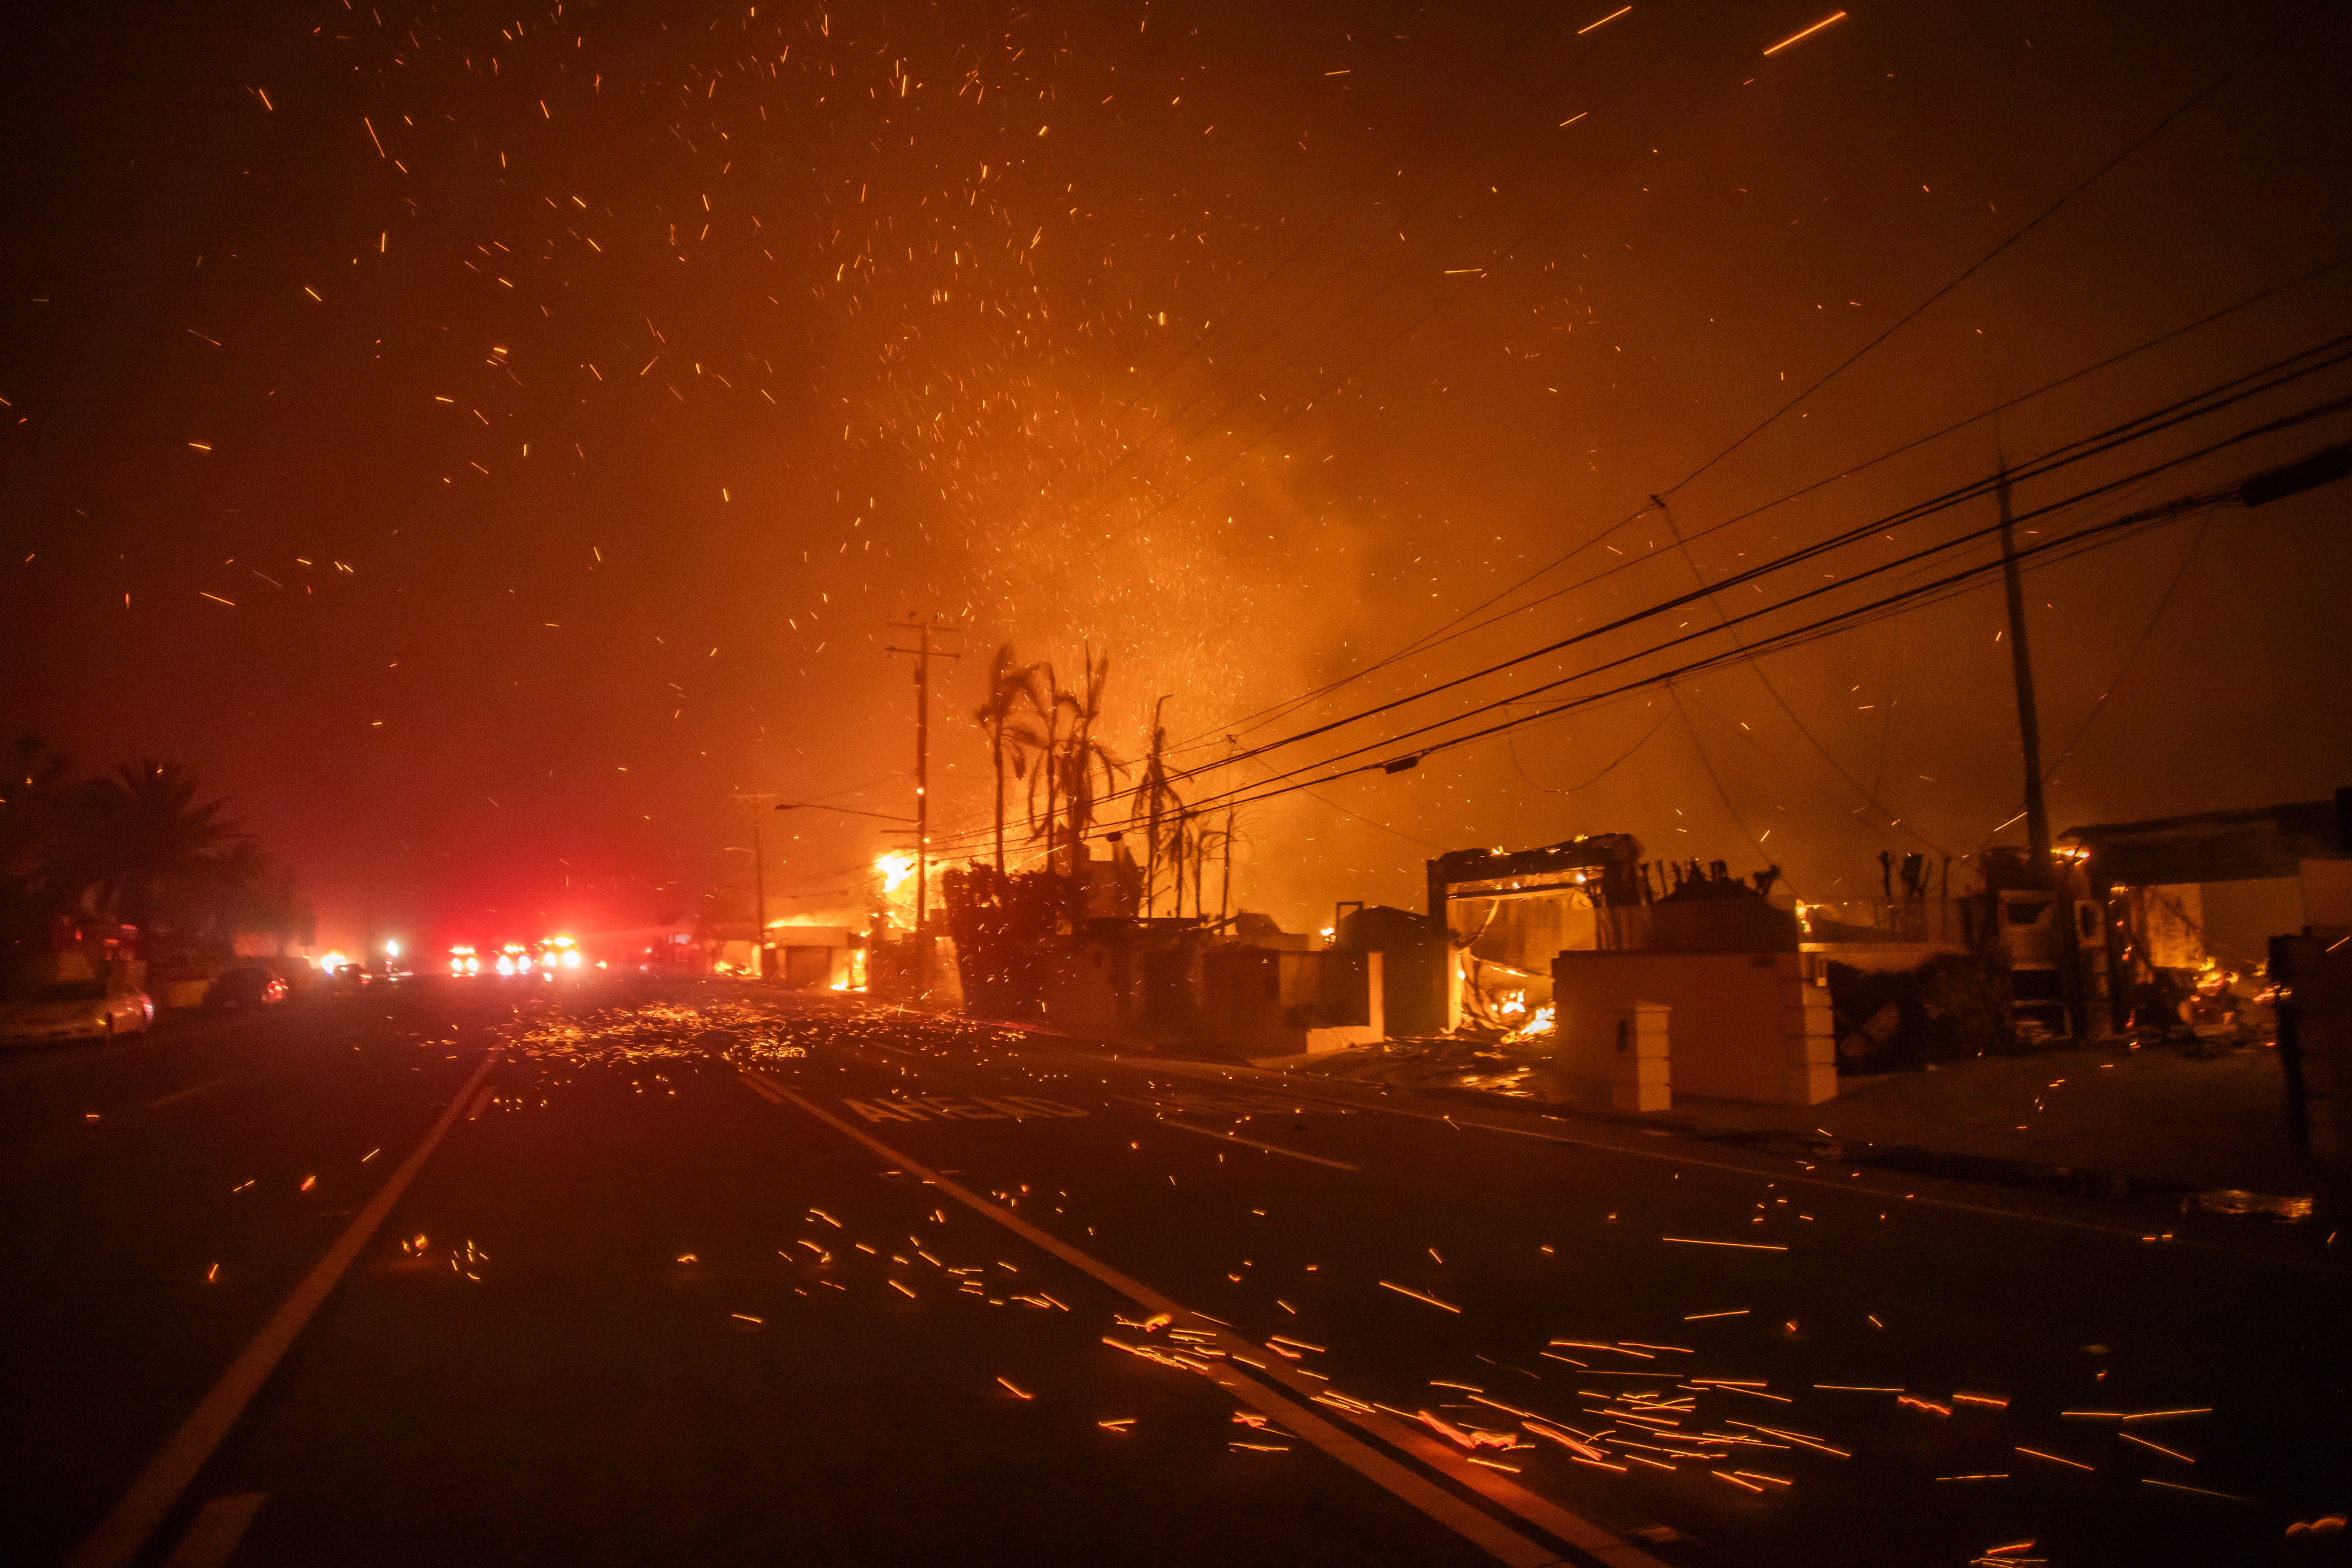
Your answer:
[1551,1002,1671,1110]
[1551,950,1836,1107]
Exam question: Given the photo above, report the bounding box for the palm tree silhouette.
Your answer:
[973,644,1047,874]
[69,761,250,953]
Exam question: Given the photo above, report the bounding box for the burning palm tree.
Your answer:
[1133,696,1195,915]
[973,644,1047,874]
[1013,648,1125,876]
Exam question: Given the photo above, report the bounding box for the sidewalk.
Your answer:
[758,978,2336,1218]
[1286,1035,2328,1210]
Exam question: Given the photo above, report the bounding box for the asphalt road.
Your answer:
[5,977,2348,1568]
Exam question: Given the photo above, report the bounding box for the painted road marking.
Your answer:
[66,1051,501,1568]
[842,1094,1089,1123]
[1161,1118,1359,1171]
[744,1068,1661,1568]
[143,1077,232,1111]
[159,1494,267,1568]
[1115,1088,1351,1119]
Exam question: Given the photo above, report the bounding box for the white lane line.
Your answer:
[744,1069,1657,1568]
[67,1051,501,1568]
[159,1494,267,1568]
[144,1077,232,1111]
[1160,1118,1359,1171]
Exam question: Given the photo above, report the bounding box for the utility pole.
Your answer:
[752,813,768,980]
[1996,467,2054,880]
[1996,466,2084,1036]
[886,616,962,994]
[732,791,778,980]
[1219,736,1238,925]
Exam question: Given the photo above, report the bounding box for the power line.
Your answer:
[917,377,2352,865]
[1146,345,2352,797]
[1667,0,2330,499]
[1040,0,2321,599]
[916,340,2352,865]
[1196,250,2352,761]
[2041,514,2212,785]
[918,421,2351,855]
[1033,7,1784,578]
[1669,684,1801,893]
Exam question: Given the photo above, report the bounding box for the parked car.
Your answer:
[327,961,372,992]
[203,966,290,1012]
[0,979,155,1044]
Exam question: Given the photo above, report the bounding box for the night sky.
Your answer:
[5,0,2349,953]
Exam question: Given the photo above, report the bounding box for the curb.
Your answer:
[969,1011,2336,1228]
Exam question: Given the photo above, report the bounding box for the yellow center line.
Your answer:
[159,1493,267,1568]
[743,1068,1660,1568]
[69,1050,501,1568]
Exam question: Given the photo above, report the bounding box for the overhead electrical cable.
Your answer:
[916,375,2352,863]
[1032,0,2331,740]
[1152,441,2348,829]
[1167,251,2352,759]
[1654,492,1951,855]
[2039,515,2212,787]
[1666,0,2332,498]
[1135,345,2352,793]
[1035,1,1789,578]
[1172,408,2352,817]
[919,410,2352,859]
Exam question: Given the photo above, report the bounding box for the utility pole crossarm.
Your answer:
[884,616,966,997]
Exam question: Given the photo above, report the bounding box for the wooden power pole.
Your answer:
[1996,467,2054,877]
[887,617,961,992]
[1996,466,2085,1036]
[732,791,778,979]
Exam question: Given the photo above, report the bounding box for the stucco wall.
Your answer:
[1552,950,1836,1107]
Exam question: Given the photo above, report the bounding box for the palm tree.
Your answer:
[67,760,249,954]
[1049,648,1126,875]
[1016,658,1062,870]
[1008,651,1127,877]
[973,644,1047,874]
[1133,697,1187,915]
[180,839,307,955]
[1,736,76,951]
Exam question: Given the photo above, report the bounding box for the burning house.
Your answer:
[2062,790,2352,1033]
[1414,834,1839,1109]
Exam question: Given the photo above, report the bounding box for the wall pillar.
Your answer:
[1778,954,1837,1106]
[1611,1002,1671,1112]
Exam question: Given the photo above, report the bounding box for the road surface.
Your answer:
[5,977,2345,1567]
